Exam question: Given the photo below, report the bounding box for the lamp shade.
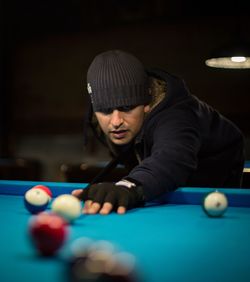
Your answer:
[205,38,250,69]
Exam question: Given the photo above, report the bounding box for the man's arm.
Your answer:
[73,108,202,214]
[128,110,201,201]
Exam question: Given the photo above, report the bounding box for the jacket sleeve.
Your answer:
[127,108,202,201]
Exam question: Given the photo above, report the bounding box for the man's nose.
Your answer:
[110,110,124,128]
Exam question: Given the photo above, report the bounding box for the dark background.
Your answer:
[1,0,250,181]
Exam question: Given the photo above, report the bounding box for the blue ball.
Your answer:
[24,188,50,214]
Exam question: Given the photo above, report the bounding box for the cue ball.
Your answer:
[29,212,68,256]
[31,185,53,201]
[24,188,50,214]
[203,191,228,217]
[51,194,82,223]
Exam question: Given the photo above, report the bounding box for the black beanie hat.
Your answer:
[87,50,151,112]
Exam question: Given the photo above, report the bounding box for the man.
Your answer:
[72,50,245,215]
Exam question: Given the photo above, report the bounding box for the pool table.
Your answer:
[243,161,250,188]
[1,180,250,282]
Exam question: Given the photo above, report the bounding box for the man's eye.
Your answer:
[117,106,136,112]
[99,108,113,115]
[98,105,136,114]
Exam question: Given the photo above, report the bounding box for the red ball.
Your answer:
[32,185,53,200]
[29,212,68,256]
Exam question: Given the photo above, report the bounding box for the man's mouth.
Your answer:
[110,130,128,139]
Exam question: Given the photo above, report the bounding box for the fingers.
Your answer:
[117,206,126,214]
[78,183,129,215]
[83,200,93,213]
[71,189,83,198]
[83,201,111,215]
[83,200,126,215]
[100,190,126,214]
[100,202,113,215]
[83,201,101,214]
[71,188,88,200]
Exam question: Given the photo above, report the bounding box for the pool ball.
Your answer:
[24,188,50,214]
[29,212,68,256]
[51,194,82,223]
[203,190,228,217]
[31,185,53,201]
[68,250,137,282]
[109,252,137,282]
[67,238,137,282]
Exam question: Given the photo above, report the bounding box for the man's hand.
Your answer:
[71,181,145,215]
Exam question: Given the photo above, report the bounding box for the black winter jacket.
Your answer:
[89,69,245,201]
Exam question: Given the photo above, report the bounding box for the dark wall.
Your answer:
[10,20,250,134]
[1,0,250,180]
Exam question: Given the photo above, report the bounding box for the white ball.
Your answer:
[25,188,49,206]
[203,191,228,217]
[51,194,82,222]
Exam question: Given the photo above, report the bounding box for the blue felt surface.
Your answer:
[1,191,250,282]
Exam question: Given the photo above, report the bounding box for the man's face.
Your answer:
[95,105,150,145]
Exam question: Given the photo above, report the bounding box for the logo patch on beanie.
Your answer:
[87,83,92,94]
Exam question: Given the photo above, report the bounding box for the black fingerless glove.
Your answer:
[79,179,145,210]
